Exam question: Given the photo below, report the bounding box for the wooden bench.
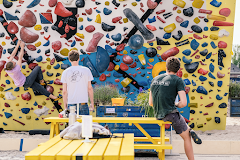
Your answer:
[42,117,172,160]
[25,133,134,160]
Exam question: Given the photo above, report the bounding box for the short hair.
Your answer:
[166,57,180,73]
[4,61,14,71]
[68,50,79,61]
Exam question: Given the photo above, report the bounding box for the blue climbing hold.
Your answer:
[22,65,26,69]
[71,40,76,47]
[217,81,223,87]
[105,45,116,53]
[3,122,7,126]
[216,94,223,100]
[35,56,42,62]
[209,63,215,73]
[204,27,208,31]
[138,81,148,86]
[111,33,122,41]
[180,20,189,28]
[208,72,216,79]
[87,17,92,22]
[182,49,191,56]
[224,93,228,96]
[210,0,222,7]
[190,39,199,51]
[219,66,223,70]
[39,13,52,24]
[202,42,208,47]
[196,86,208,95]
[182,56,192,64]
[48,80,54,84]
[6,80,10,84]
[184,79,191,85]
[148,16,156,23]
[4,87,13,92]
[27,0,41,8]
[206,52,212,59]
[4,11,19,20]
[83,56,100,77]
[3,49,6,54]
[163,33,171,39]
[43,40,50,46]
[21,108,30,114]
[33,101,38,106]
[199,76,207,81]
[106,33,110,39]
[149,43,153,46]
[210,41,217,49]
[4,112,12,119]
[103,8,112,15]
[14,87,19,92]
[54,64,60,69]
[79,25,83,30]
[19,116,22,118]
[147,79,151,85]
[192,80,196,86]
[35,118,39,120]
[96,46,110,73]
[37,49,41,53]
[128,34,144,50]
[96,9,101,13]
[192,74,196,77]
[113,71,123,78]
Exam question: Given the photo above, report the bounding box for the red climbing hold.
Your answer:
[161,47,179,61]
[147,0,158,9]
[58,20,63,28]
[156,9,165,14]
[219,8,231,17]
[120,63,129,71]
[28,63,38,70]
[185,87,190,94]
[116,43,125,52]
[27,45,37,51]
[54,78,63,85]
[4,103,10,107]
[176,70,182,78]
[21,92,31,101]
[146,24,157,31]
[199,9,212,14]
[99,73,106,82]
[129,62,137,68]
[52,41,62,50]
[205,103,214,107]
[112,16,122,23]
[85,8,92,15]
[203,35,208,38]
[18,10,37,27]
[217,72,225,78]
[85,25,95,33]
[7,21,19,34]
[0,9,3,16]
[20,27,39,43]
[218,41,227,48]
[198,68,208,75]
[176,16,183,23]
[193,34,202,39]
[107,62,114,71]
[54,2,73,17]
[65,24,70,33]
[50,58,55,65]
[86,32,104,52]
[213,21,234,26]
[49,0,57,7]
[122,55,133,64]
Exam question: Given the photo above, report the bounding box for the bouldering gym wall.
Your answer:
[0,0,236,131]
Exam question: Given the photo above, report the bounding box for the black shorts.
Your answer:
[161,112,188,134]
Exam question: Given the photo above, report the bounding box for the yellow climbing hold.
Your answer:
[16,103,19,106]
[183,73,188,78]
[1,41,6,46]
[105,1,109,5]
[180,111,184,113]
[197,124,203,128]
[70,47,78,51]
[0,94,4,98]
[206,117,212,121]
[149,58,154,63]
[210,34,218,40]
[123,50,128,54]
[46,58,51,61]
[177,10,181,14]
[0,87,3,91]
[188,103,198,108]
[47,65,51,69]
[78,17,83,22]
[194,17,200,24]
[121,77,132,88]
[26,116,31,120]
[173,0,186,8]
[152,62,166,78]
[132,2,137,6]
[42,101,46,105]
[35,41,41,47]
[95,14,101,24]
[123,18,128,23]
[164,23,176,33]
[76,33,84,39]
[231,51,233,55]
[60,48,69,56]
[147,76,149,78]
[138,54,146,65]
[114,65,119,71]
[34,25,42,31]
[192,0,204,9]
[80,42,84,46]
[207,15,226,21]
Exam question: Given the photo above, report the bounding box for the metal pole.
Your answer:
[170,125,172,154]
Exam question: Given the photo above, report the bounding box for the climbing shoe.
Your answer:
[190,130,202,144]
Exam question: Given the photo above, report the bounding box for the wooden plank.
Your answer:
[40,139,72,160]
[25,135,62,160]
[72,139,97,160]
[134,137,170,142]
[56,140,83,160]
[120,134,134,160]
[104,134,123,160]
[134,144,172,150]
[88,138,111,160]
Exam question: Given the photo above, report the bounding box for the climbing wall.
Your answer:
[0,0,236,131]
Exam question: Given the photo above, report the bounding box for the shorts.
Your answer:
[68,103,89,115]
[161,112,188,134]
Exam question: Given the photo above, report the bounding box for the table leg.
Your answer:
[49,122,56,139]
[55,123,60,135]
[160,124,165,160]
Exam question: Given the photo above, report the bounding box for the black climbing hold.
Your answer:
[210,26,219,31]
[91,81,97,84]
[135,58,139,62]
[158,58,162,62]
[184,62,199,73]
[192,89,196,92]
[159,26,163,30]
[15,9,20,13]
[61,64,70,70]
[114,57,120,62]
[56,73,61,77]
[156,37,170,45]
[218,49,226,67]
[164,14,173,19]
[172,30,183,41]
[3,0,13,8]
[163,12,172,17]
[210,59,215,62]
[200,49,208,56]
[75,0,85,8]
[95,1,101,5]
[102,22,116,32]
[189,123,194,128]
[123,27,128,31]
[141,66,145,69]
[191,25,202,33]
[190,110,195,114]
[146,47,157,57]
[209,81,214,87]
[141,74,145,77]
[10,41,15,45]
[202,59,205,62]
[130,50,137,54]
[112,0,120,7]
[0,128,4,133]
[45,49,50,54]
[121,86,130,93]
[43,26,48,32]
[115,43,119,46]
[175,39,189,47]
[209,89,213,92]
[183,7,194,17]
[46,71,53,77]
[217,89,221,92]
[218,103,227,108]
[51,25,58,31]
[0,32,5,37]
[54,53,66,62]
[80,49,86,54]
[204,18,209,22]
[215,117,220,123]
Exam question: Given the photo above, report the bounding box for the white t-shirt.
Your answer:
[61,66,94,104]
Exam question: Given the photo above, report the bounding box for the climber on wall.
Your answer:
[4,40,61,101]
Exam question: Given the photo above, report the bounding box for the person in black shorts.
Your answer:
[149,56,201,160]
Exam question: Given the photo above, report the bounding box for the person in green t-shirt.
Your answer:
[149,57,201,160]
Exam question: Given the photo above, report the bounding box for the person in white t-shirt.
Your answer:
[61,50,94,115]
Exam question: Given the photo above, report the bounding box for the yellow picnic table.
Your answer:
[42,117,172,160]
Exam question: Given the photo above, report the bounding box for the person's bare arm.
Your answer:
[88,81,94,111]
[149,91,153,107]
[62,83,68,110]
[175,91,187,108]
[16,41,25,67]
[8,40,21,62]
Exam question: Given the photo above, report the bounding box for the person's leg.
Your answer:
[24,66,42,88]
[179,127,195,160]
[31,82,58,99]
[79,103,89,115]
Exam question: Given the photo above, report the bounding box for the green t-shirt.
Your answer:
[150,73,185,119]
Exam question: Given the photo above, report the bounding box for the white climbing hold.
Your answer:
[62,0,74,5]
[34,106,49,117]
[5,92,16,100]
[218,29,229,38]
